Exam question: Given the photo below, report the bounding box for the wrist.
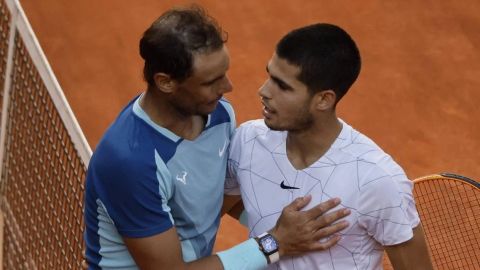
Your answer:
[268,229,285,257]
[254,232,280,264]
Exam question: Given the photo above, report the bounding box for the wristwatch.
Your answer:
[255,232,280,264]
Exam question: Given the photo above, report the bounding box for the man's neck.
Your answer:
[286,115,342,170]
[139,89,205,140]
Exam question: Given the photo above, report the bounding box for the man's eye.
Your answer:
[275,81,288,90]
[271,77,290,90]
[204,76,225,86]
[278,83,288,90]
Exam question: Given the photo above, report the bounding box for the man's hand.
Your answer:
[270,195,350,257]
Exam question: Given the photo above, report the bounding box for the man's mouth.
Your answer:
[208,96,222,106]
[262,102,275,118]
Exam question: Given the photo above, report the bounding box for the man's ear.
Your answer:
[313,90,337,111]
[153,73,177,93]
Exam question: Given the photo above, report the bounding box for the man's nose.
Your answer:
[221,76,233,94]
[258,80,271,99]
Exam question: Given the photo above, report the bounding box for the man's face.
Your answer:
[259,53,313,131]
[171,45,232,116]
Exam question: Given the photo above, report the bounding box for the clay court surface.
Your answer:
[20,0,480,250]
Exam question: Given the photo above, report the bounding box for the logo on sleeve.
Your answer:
[280,181,299,190]
[176,171,188,185]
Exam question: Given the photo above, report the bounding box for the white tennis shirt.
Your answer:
[226,119,420,270]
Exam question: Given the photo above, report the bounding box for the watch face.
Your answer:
[260,235,278,253]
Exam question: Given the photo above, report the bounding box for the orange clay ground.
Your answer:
[21,0,480,251]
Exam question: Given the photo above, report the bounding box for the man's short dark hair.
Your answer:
[276,23,361,102]
[139,5,227,86]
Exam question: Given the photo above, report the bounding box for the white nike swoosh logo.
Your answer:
[219,140,228,157]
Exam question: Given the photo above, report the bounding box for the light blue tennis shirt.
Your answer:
[84,95,235,269]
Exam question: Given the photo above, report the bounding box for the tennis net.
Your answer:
[0,0,91,269]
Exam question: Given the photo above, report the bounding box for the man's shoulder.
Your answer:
[91,109,159,174]
[334,121,406,179]
[234,119,278,142]
[334,121,386,162]
[237,119,268,133]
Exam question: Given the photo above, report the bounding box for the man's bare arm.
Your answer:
[385,224,433,270]
[124,227,223,270]
[120,195,350,269]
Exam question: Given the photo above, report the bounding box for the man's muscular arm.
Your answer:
[123,195,350,270]
[124,227,223,270]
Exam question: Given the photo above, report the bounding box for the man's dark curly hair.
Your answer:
[139,5,228,86]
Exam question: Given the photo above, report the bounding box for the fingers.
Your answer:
[315,207,350,228]
[284,194,312,211]
[308,208,350,244]
[304,207,350,243]
[303,197,341,220]
[303,213,350,252]
[312,219,349,241]
[274,197,351,256]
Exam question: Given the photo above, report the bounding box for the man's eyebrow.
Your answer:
[266,65,292,90]
[202,74,225,85]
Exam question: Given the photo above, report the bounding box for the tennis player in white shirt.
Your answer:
[224,23,433,270]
